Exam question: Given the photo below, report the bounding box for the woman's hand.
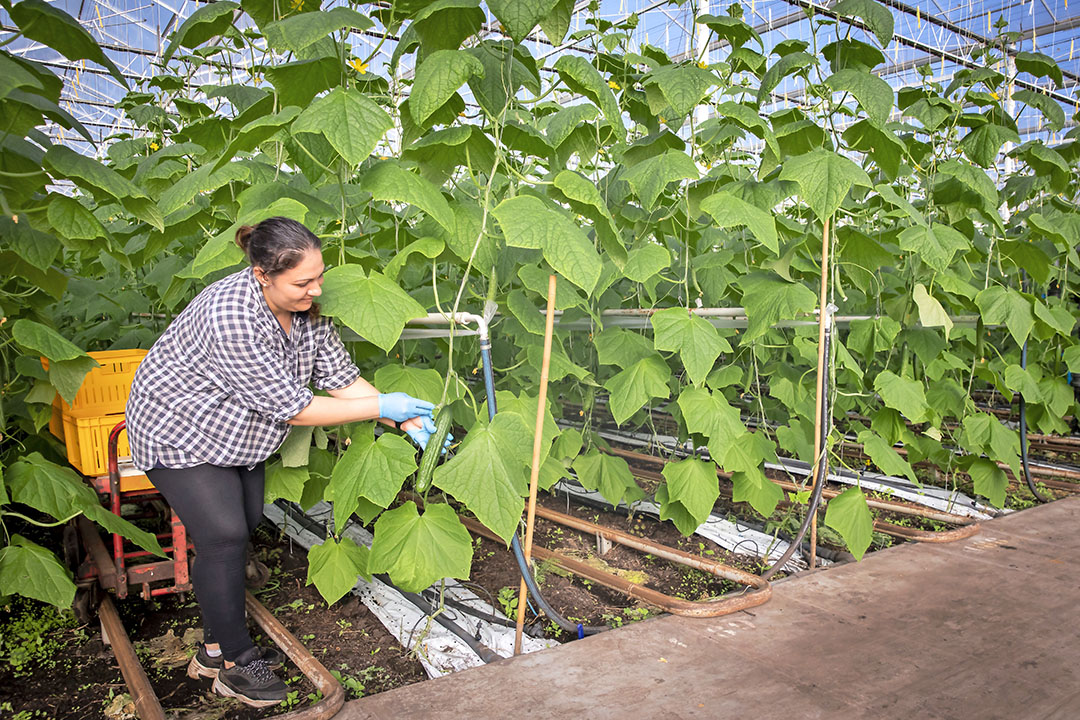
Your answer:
[401,415,453,453]
[377,392,435,423]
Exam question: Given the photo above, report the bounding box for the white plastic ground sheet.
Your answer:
[584,425,1000,522]
[262,502,558,679]
[551,480,816,572]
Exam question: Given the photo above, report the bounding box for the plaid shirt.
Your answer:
[126,267,360,470]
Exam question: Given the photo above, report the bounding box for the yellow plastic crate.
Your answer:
[61,410,130,477]
[42,349,148,441]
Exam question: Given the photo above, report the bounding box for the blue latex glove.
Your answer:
[377,392,435,423]
[404,425,454,455]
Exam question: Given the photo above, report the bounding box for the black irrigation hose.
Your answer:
[419,587,519,630]
[760,316,834,581]
[1020,339,1054,503]
[271,501,504,663]
[381,577,503,664]
[480,344,608,639]
[1019,270,1053,504]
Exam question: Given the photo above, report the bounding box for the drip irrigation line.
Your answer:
[419,587,520,630]
[388,579,503,664]
[271,500,505,664]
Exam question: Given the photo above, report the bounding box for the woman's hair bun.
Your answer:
[235,225,254,254]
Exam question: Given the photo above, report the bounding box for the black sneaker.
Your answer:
[187,643,286,680]
[211,649,289,708]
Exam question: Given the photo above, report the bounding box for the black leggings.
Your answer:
[146,463,264,662]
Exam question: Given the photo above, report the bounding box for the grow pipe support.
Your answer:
[410,312,606,638]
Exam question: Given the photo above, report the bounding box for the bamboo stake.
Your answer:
[809,217,831,570]
[514,274,557,656]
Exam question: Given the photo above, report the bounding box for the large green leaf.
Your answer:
[825,69,893,125]
[736,272,817,342]
[874,370,930,423]
[778,148,871,221]
[962,412,1021,481]
[163,1,239,61]
[47,195,107,242]
[265,461,308,503]
[433,412,532,543]
[369,501,473,592]
[552,170,624,267]
[360,161,455,233]
[898,223,970,273]
[488,0,559,43]
[10,0,128,87]
[572,450,643,508]
[700,190,779,255]
[492,194,601,294]
[293,87,393,166]
[974,285,1033,349]
[321,265,428,352]
[1003,364,1043,404]
[661,458,720,532]
[44,146,163,231]
[595,328,657,367]
[967,458,1008,508]
[697,14,762,49]
[1014,51,1063,87]
[824,487,874,560]
[159,162,250,216]
[1013,89,1065,132]
[553,55,621,128]
[856,429,916,482]
[622,149,698,210]
[263,6,373,53]
[327,424,418,532]
[937,160,998,209]
[373,366,446,404]
[622,242,671,283]
[832,0,895,48]
[0,535,76,609]
[602,356,672,425]
[7,454,164,558]
[757,52,815,106]
[307,536,371,605]
[959,122,1020,168]
[651,308,731,387]
[677,387,747,460]
[410,49,484,125]
[912,283,953,340]
[538,0,574,44]
[12,319,85,362]
[212,106,301,172]
[644,65,717,119]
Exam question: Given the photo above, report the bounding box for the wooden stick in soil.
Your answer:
[515,274,557,656]
[809,216,831,570]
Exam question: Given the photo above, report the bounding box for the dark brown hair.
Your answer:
[235,216,321,276]
[236,216,323,317]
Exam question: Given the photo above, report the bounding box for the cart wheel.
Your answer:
[73,584,100,624]
[62,520,82,572]
[244,558,270,589]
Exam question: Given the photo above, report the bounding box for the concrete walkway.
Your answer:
[340,496,1080,719]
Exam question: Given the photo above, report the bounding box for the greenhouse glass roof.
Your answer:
[2,0,1077,162]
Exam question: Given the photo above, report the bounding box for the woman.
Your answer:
[126,216,441,708]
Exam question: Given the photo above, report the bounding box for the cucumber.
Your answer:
[416,406,453,494]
